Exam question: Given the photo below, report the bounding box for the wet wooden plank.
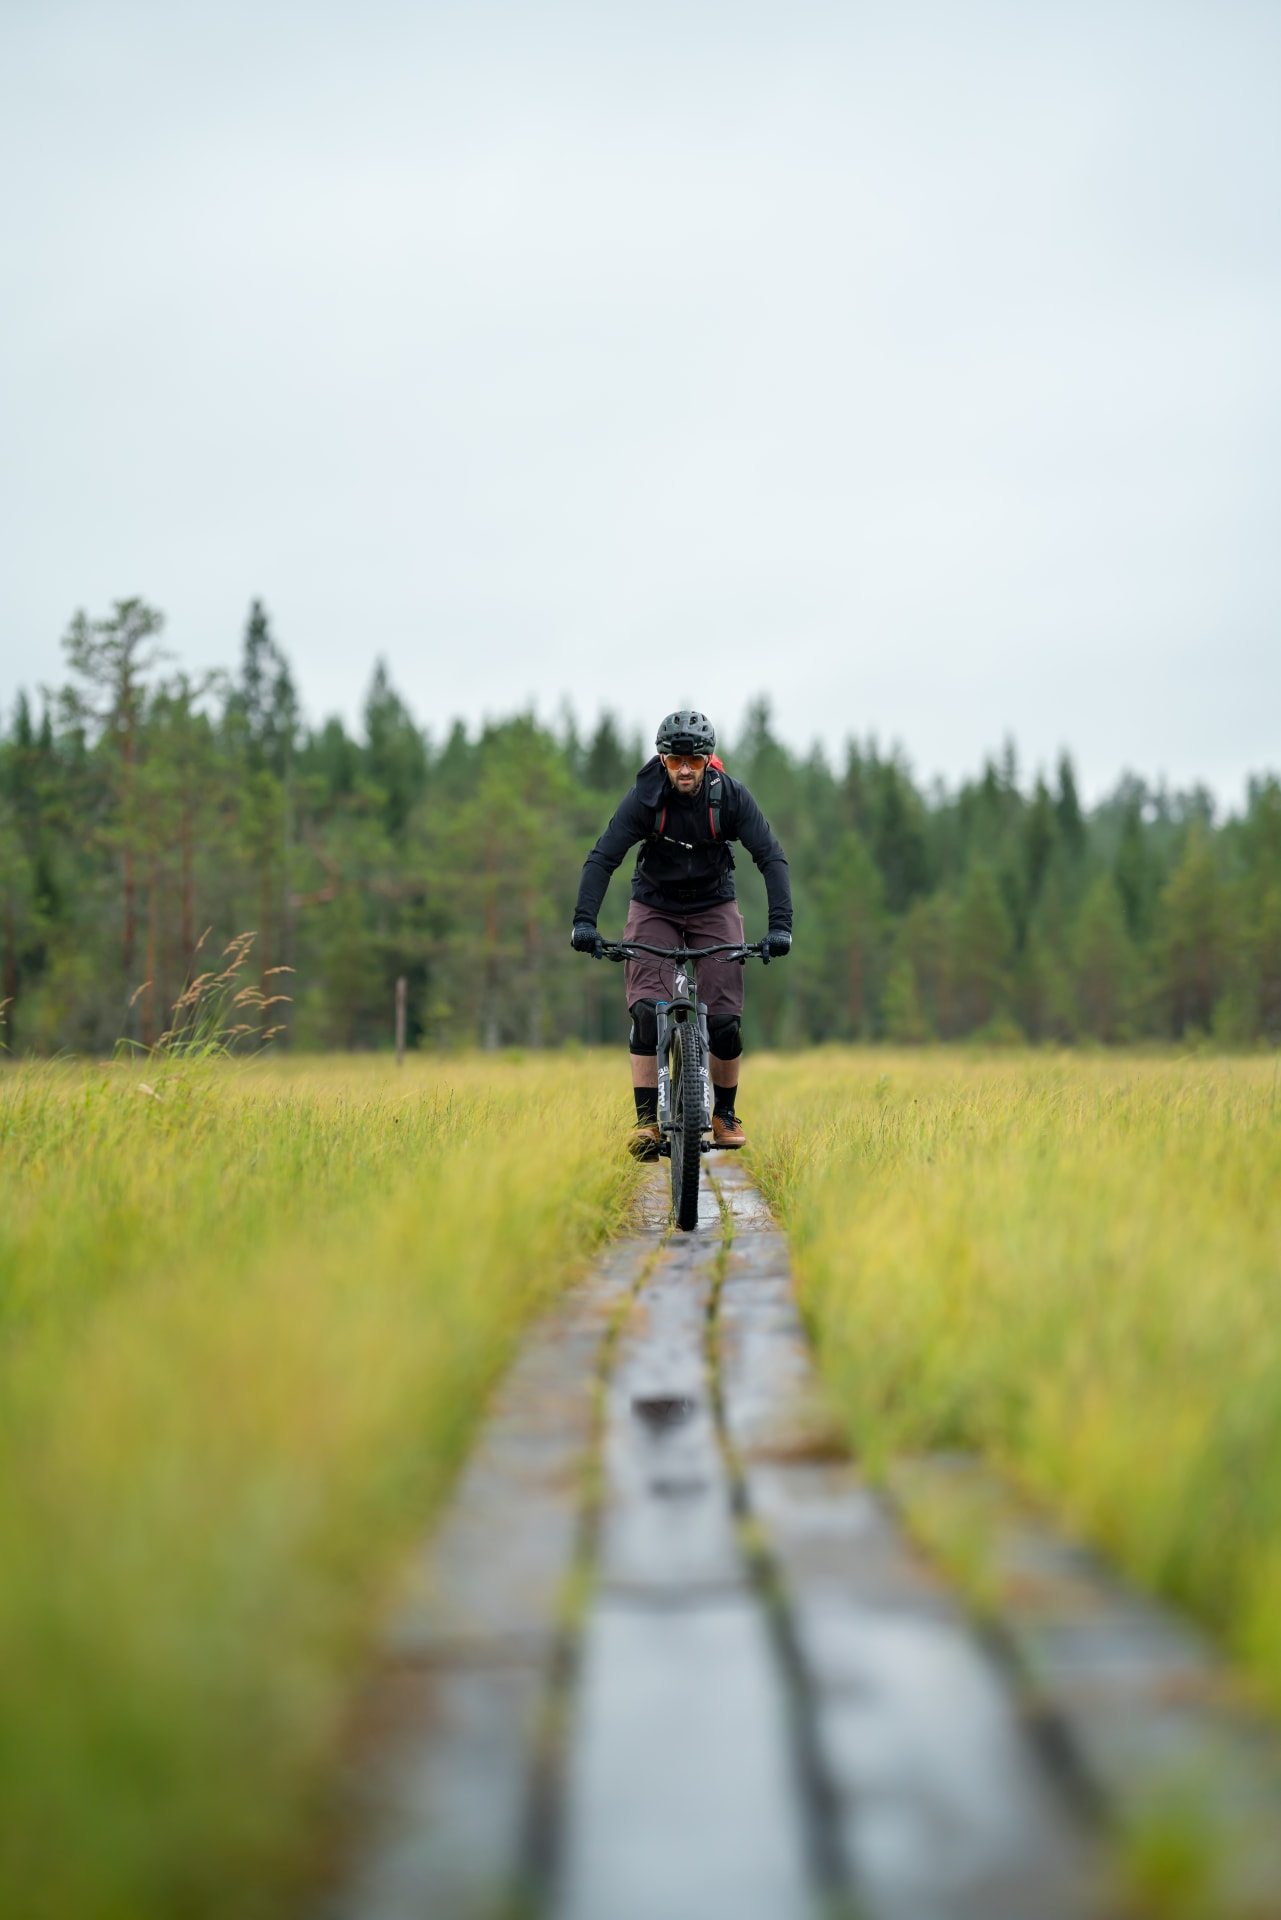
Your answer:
[711,1159,1104,1919]
[557,1191,814,1918]
[889,1455,1281,1917]
[317,1215,659,1920]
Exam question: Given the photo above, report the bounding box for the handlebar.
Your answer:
[598,938,776,966]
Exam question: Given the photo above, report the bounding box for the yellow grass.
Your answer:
[749,1050,1281,1707]
[0,1053,640,1920]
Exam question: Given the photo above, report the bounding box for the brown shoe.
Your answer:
[712,1112,746,1149]
[628,1124,662,1161]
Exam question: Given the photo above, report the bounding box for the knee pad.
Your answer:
[707,1013,743,1060]
[629,999,659,1055]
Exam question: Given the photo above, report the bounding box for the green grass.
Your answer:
[0,1054,640,1920]
[749,1049,1281,1709]
[13,1045,1281,1914]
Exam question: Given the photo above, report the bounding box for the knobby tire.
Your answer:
[669,1020,703,1231]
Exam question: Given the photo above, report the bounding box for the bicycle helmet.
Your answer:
[655,709,716,757]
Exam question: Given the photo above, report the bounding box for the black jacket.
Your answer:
[574,757,792,930]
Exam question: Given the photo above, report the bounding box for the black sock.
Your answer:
[634,1088,658,1125]
[714,1084,738,1118]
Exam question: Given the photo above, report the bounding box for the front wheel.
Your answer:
[669,1020,703,1231]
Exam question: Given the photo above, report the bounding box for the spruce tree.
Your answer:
[584,714,630,793]
[1158,825,1229,1036]
[1023,776,1057,907]
[1055,753,1085,860]
[1074,875,1135,1042]
[1114,798,1154,940]
[954,861,1015,1031]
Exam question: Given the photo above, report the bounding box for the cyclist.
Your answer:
[571,708,792,1158]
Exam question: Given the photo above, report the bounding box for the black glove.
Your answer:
[764,929,792,958]
[571,921,604,957]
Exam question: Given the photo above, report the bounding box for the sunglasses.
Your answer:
[662,753,708,771]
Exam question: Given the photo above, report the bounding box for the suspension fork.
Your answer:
[654,996,714,1134]
[655,1000,672,1131]
[696,999,712,1129]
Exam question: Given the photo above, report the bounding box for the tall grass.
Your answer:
[0,1054,640,1920]
[750,1050,1281,1707]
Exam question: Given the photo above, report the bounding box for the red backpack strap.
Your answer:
[707,767,723,839]
[650,770,720,840]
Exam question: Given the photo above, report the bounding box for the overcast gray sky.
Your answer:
[3,0,1278,802]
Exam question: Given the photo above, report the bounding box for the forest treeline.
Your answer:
[2,597,1280,1055]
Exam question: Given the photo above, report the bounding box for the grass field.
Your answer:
[749,1050,1281,1711]
[6,1047,1281,1919]
[0,1054,640,1920]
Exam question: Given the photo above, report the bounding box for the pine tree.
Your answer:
[584,714,630,793]
[882,952,929,1043]
[1158,825,1229,1036]
[1074,874,1135,1042]
[872,760,930,912]
[954,861,1015,1031]
[802,829,883,1039]
[235,600,298,776]
[1023,776,1057,908]
[0,793,26,1046]
[1252,884,1281,1044]
[59,598,169,993]
[364,660,428,837]
[1055,753,1085,860]
[1113,798,1155,940]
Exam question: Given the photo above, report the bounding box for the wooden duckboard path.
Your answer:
[318,1160,1281,1920]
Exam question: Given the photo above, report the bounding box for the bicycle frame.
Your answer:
[654,954,713,1140]
[598,937,772,1154]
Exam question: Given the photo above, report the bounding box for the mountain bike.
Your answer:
[599,937,773,1231]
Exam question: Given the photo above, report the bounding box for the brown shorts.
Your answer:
[622,898,746,1016]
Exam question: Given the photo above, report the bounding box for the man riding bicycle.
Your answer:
[571,708,793,1158]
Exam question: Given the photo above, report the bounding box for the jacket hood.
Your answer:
[635,754,667,802]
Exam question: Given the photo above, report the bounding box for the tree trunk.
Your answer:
[279,773,294,1047]
[142,857,157,1049]
[158,878,170,1045]
[2,898,16,1047]
[181,798,194,979]
[483,836,499,1049]
[122,722,136,978]
[847,938,864,1035]
[260,865,272,1041]
[524,896,541,1046]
